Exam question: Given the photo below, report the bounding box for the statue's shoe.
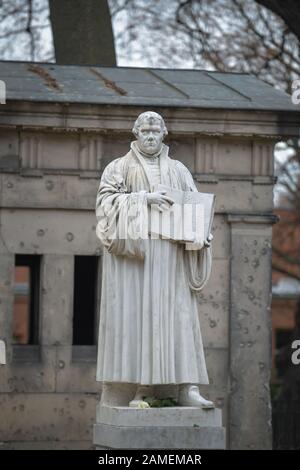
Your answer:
[129,385,153,408]
[178,385,214,409]
[129,399,150,409]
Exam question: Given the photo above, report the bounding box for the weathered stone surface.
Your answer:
[169,138,196,171]
[0,209,100,255]
[40,255,74,345]
[94,394,226,451]
[96,404,222,427]
[195,179,274,213]
[218,139,253,175]
[55,346,99,393]
[197,258,229,304]
[0,346,56,393]
[94,422,226,449]
[199,303,229,349]
[0,131,19,170]
[210,214,230,259]
[228,217,273,449]
[203,347,228,392]
[0,253,14,361]
[0,393,97,442]
[1,173,99,210]
[250,182,274,212]
[1,440,93,450]
[1,99,300,135]
[203,347,228,420]
[0,346,99,394]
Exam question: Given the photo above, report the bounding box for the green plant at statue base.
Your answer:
[143,396,178,407]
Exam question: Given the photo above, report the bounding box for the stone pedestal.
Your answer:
[93,405,226,449]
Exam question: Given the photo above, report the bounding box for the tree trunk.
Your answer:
[49,0,116,66]
[256,0,300,41]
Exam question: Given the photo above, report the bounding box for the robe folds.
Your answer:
[95,142,212,385]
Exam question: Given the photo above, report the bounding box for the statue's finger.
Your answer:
[162,196,174,204]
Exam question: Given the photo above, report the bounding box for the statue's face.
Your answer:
[136,121,164,155]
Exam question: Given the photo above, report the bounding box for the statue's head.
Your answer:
[132,111,168,155]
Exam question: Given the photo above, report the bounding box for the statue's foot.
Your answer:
[178,384,214,409]
[129,399,150,408]
[128,385,153,408]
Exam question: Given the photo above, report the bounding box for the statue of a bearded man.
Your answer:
[95,111,214,408]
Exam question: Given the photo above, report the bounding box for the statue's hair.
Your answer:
[132,111,168,137]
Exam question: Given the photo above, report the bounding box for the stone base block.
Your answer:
[93,405,226,449]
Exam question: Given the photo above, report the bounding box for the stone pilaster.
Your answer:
[40,254,74,346]
[227,213,277,449]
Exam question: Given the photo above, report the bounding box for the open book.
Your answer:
[150,184,216,250]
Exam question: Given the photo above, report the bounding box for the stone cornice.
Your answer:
[0,102,299,138]
[227,213,279,225]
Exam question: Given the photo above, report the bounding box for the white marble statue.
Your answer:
[95,111,214,408]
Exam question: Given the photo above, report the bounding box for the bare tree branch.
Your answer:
[256,0,300,42]
[272,263,300,283]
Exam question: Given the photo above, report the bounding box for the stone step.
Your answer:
[96,404,222,427]
[94,422,226,449]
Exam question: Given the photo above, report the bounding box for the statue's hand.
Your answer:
[146,190,174,212]
[204,233,214,248]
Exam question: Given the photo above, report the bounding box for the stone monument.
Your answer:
[93,111,225,449]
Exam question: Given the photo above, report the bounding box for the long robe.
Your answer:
[95,142,212,385]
